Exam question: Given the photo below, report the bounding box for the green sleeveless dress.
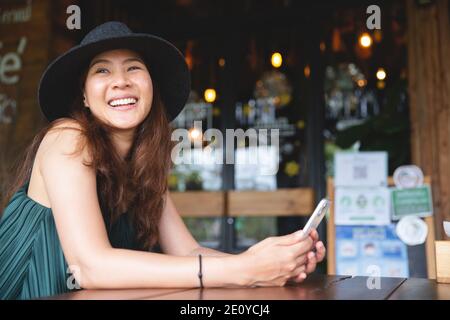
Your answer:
[0,181,141,300]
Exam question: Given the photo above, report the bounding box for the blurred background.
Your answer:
[1,0,449,277]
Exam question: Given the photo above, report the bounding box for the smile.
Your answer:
[107,96,138,110]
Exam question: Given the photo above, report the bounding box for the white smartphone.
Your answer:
[299,198,330,239]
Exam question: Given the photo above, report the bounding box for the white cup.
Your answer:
[444,221,450,237]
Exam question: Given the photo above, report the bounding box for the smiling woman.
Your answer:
[0,21,325,300]
[84,50,154,131]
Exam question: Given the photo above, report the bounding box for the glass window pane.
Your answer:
[170,78,223,248]
[182,217,221,249]
[235,216,277,250]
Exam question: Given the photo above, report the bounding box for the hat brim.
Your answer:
[38,34,190,122]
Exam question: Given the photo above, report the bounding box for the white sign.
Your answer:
[335,187,391,226]
[334,152,388,187]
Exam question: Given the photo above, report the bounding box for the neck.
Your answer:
[110,128,135,159]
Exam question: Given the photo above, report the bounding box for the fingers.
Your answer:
[290,269,308,284]
[268,228,320,247]
[294,272,308,283]
[286,264,307,284]
[315,241,326,262]
[309,229,319,243]
[272,231,304,246]
[291,242,326,280]
[291,243,326,283]
[305,251,317,274]
[292,265,306,278]
[309,229,319,246]
[287,235,314,257]
[283,242,326,286]
[295,253,308,267]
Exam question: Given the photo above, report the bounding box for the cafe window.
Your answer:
[168,35,226,249]
[228,26,310,250]
[322,4,410,176]
[167,19,311,251]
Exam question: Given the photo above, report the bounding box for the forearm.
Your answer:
[80,248,245,289]
[187,246,233,257]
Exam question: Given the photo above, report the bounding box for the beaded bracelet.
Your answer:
[198,254,204,288]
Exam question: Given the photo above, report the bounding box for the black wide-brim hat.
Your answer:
[38,21,190,122]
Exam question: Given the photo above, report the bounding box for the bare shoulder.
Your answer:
[36,117,95,186]
[38,118,91,162]
[51,117,83,130]
[41,117,84,147]
[28,118,93,207]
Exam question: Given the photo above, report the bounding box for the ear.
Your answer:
[83,92,89,108]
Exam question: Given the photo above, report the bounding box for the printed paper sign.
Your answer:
[335,187,391,225]
[334,152,388,187]
[335,225,409,278]
[391,185,433,220]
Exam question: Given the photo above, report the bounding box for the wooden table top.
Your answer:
[387,278,450,300]
[45,274,450,300]
[147,274,405,300]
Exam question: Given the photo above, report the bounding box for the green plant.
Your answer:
[185,171,203,190]
[335,79,411,174]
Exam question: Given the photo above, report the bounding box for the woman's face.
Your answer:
[83,49,153,130]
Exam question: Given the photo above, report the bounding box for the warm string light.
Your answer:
[357,79,367,87]
[304,65,311,78]
[271,52,282,68]
[359,33,372,48]
[376,68,386,80]
[188,127,202,141]
[376,68,387,89]
[201,36,384,108]
[319,41,326,52]
[204,88,216,103]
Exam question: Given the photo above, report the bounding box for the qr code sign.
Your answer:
[353,165,368,180]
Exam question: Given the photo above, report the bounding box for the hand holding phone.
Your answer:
[299,198,330,240]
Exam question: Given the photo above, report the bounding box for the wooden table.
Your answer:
[387,278,450,300]
[46,274,450,300]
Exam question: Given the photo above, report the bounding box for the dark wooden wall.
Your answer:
[0,0,80,199]
[407,0,450,239]
[0,0,51,197]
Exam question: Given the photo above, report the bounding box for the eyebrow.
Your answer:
[89,57,145,68]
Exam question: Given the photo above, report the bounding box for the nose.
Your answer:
[111,71,131,89]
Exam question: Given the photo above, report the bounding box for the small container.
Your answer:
[435,240,450,283]
[444,221,450,237]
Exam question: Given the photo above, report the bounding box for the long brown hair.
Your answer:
[1,82,173,251]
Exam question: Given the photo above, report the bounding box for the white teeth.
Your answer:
[109,98,137,106]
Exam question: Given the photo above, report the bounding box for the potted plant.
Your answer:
[185,171,203,190]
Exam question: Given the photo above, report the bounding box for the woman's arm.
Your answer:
[37,125,241,289]
[37,121,318,289]
[158,192,231,257]
[187,246,232,257]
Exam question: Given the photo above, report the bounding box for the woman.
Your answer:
[0,22,325,299]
